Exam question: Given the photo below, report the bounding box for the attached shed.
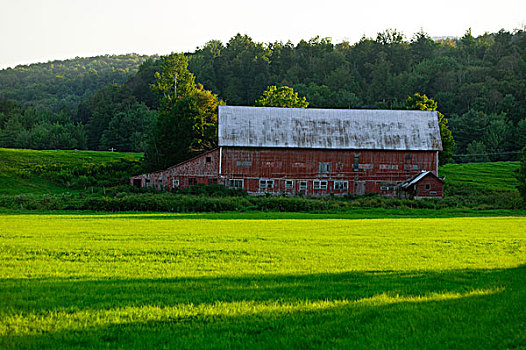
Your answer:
[400,171,445,199]
[131,106,444,197]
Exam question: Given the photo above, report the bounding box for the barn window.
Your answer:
[229,179,243,188]
[299,181,307,190]
[318,162,331,173]
[413,164,419,170]
[172,178,179,187]
[206,156,212,163]
[425,184,430,190]
[259,179,274,189]
[334,181,348,191]
[208,178,217,185]
[236,161,252,167]
[353,154,360,170]
[285,180,294,189]
[406,154,412,161]
[380,186,390,191]
[189,178,197,186]
[313,180,327,190]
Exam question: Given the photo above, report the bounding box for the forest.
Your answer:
[0,29,525,167]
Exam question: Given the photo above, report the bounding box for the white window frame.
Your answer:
[318,162,331,173]
[172,177,179,187]
[299,181,307,190]
[229,179,244,189]
[313,180,328,190]
[259,179,274,189]
[334,180,348,191]
[285,180,294,189]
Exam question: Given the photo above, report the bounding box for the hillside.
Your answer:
[440,161,520,192]
[0,54,153,113]
[0,148,142,195]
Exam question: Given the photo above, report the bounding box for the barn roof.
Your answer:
[218,106,442,151]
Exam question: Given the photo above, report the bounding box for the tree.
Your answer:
[100,102,158,152]
[410,29,436,63]
[255,86,308,108]
[144,53,223,171]
[406,93,455,165]
[143,87,222,171]
[516,146,526,203]
[465,141,490,162]
[151,53,197,110]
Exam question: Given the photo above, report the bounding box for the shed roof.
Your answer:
[218,106,442,151]
[401,171,444,188]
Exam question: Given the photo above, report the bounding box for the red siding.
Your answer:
[220,147,438,195]
[131,147,442,197]
[131,149,220,191]
[414,175,444,198]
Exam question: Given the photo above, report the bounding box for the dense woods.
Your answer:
[0,29,525,166]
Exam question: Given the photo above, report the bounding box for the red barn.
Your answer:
[131,106,444,197]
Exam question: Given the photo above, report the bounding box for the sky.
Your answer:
[0,0,525,69]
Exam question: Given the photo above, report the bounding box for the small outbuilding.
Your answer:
[400,171,445,199]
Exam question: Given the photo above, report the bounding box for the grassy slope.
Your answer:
[440,161,519,192]
[0,213,524,348]
[0,148,142,195]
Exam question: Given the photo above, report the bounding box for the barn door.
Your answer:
[355,181,365,195]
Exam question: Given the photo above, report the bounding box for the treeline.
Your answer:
[0,29,525,161]
[0,54,152,112]
[187,30,525,160]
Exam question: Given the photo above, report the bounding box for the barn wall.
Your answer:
[131,147,442,197]
[131,149,220,191]
[414,175,444,198]
[221,147,439,195]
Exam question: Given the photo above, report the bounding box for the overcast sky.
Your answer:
[0,0,524,69]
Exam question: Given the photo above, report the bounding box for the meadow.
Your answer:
[0,148,142,195]
[1,212,525,349]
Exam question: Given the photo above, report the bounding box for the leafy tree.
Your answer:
[516,146,526,202]
[100,102,158,152]
[144,87,222,171]
[410,30,437,63]
[151,53,196,110]
[144,53,223,171]
[406,93,455,165]
[126,58,161,109]
[483,117,513,160]
[255,86,308,108]
[465,141,490,162]
[84,84,134,149]
[0,115,24,147]
[448,110,490,154]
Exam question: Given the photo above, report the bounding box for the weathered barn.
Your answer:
[131,106,444,197]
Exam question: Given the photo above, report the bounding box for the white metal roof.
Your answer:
[218,106,443,151]
[401,171,433,188]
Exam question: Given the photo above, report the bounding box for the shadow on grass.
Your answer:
[1,266,525,349]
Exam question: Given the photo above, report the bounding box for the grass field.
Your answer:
[440,161,520,192]
[1,213,525,349]
[0,148,142,195]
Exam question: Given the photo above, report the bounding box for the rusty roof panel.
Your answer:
[218,106,443,151]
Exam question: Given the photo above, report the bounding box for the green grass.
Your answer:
[1,213,525,349]
[0,148,142,195]
[440,161,519,192]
